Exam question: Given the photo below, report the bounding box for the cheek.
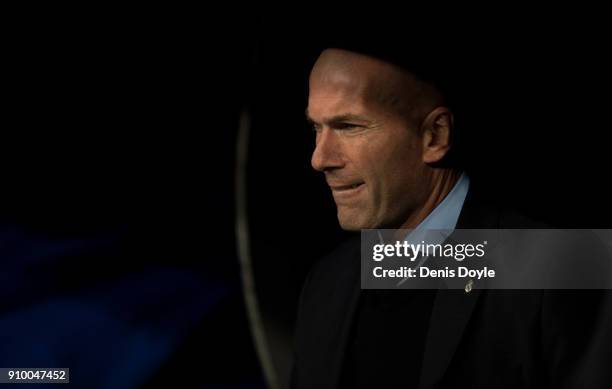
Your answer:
[342,126,422,188]
[370,141,424,201]
[365,134,421,175]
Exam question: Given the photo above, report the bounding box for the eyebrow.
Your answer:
[305,109,372,126]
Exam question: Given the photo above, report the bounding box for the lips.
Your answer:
[330,182,364,191]
[328,181,365,201]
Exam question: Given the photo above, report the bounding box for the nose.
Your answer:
[311,128,344,172]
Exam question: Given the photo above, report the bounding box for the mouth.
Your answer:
[329,182,365,195]
[331,182,363,190]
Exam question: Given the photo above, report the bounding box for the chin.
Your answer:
[338,221,361,231]
[337,211,375,231]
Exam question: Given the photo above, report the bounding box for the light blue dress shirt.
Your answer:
[395,173,470,284]
[413,171,470,232]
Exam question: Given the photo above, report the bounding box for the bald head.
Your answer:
[309,48,444,127]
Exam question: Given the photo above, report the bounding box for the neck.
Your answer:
[398,169,461,230]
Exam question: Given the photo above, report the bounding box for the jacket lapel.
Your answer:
[329,274,361,388]
[319,237,362,389]
[419,186,499,389]
[419,288,482,389]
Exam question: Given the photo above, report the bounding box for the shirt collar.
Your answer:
[416,172,470,231]
[403,172,470,245]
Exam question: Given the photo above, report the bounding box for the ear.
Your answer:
[420,107,453,164]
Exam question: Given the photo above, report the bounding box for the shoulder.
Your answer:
[296,234,360,316]
[457,181,552,229]
[298,234,360,304]
[309,234,360,280]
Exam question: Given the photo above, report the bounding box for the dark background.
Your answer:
[2,13,611,389]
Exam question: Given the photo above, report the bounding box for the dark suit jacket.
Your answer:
[291,188,612,389]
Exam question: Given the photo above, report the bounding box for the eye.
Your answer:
[335,123,361,130]
[311,123,322,133]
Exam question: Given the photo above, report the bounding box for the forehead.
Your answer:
[307,80,370,120]
[307,49,407,120]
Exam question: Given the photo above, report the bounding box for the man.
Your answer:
[291,47,612,388]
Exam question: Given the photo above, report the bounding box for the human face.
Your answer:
[308,49,430,230]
